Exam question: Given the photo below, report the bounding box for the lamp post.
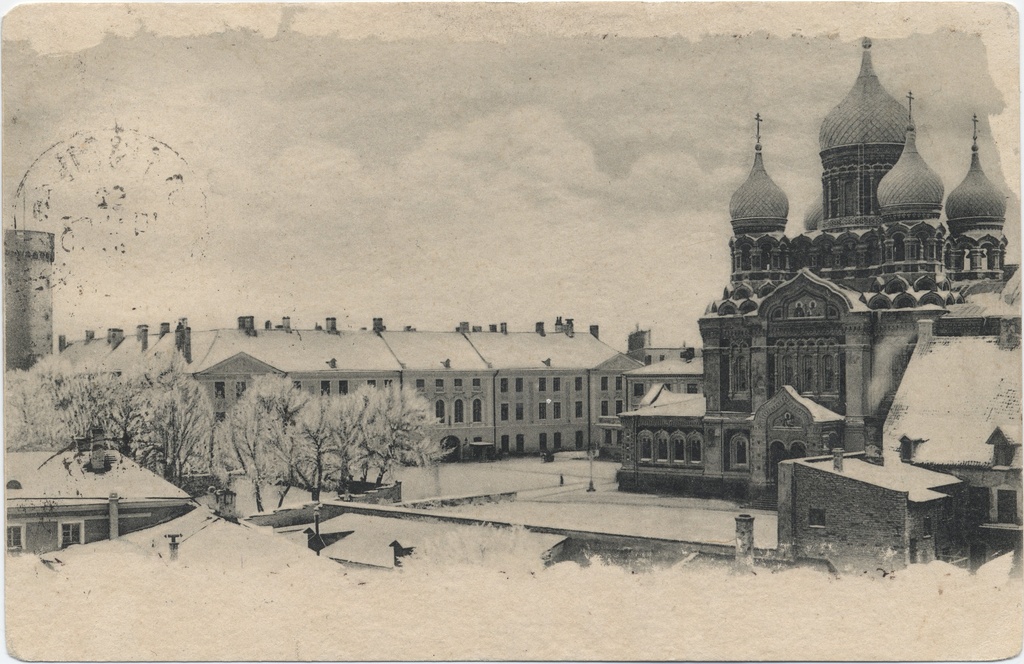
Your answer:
[587,439,596,492]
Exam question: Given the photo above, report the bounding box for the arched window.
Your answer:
[892,234,906,262]
[435,400,445,422]
[740,247,751,271]
[985,245,1000,270]
[671,434,686,463]
[733,435,749,466]
[801,355,815,393]
[687,435,703,464]
[656,432,670,461]
[823,354,835,392]
[454,399,464,423]
[472,399,482,423]
[639,432,653,461]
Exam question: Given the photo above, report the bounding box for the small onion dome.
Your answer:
[804,199,824,231]
[877,125,944,220]
[946,139,1006,233]
[729,143,789,234]
[819,38,907,152]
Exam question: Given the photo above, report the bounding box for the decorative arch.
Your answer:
[919,291,945,307]
[732,284,753,300]
[892,292,916,309]
[718,302,738,316]
[686,432,703,464]
[730,433,749,467]
[914,275,937,292]
[655,430,670,462]
[638,430,653,460]
[739,299,758,315]
[758,282,776,298]
[884,276,909,294]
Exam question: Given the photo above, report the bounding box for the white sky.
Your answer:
[2,3,1019,351]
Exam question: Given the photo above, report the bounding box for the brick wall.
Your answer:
[790,463,910,571]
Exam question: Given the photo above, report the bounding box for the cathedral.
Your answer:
[618,38,1014,503]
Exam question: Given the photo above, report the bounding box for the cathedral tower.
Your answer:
[5,229,55,371]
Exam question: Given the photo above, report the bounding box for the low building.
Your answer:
[6,447,193,554]
[884,321,1022,569]
[777,450,963,572]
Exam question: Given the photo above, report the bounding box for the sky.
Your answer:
[2,3,1019,352]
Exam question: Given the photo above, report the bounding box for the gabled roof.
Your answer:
[625,357,703,377]
[620,392,706,419]
[798,455,960,503]
[884,334,1022,467]
[753,386,844,424]
[463,331,625,370]
[761,268,870,313]
[56,338,118,373]
[593,353,645,373]
[379,331,489,371]
[6,451,190,508]
[149,328,403,374]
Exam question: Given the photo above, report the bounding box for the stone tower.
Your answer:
[5,229,55,371]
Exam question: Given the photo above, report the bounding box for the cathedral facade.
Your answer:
[619,38,1013,503]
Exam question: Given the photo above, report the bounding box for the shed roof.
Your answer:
[798,456,959,502]
[5,451,191,507]
[620,391,707,419]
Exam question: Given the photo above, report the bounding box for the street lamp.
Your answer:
[587,439,596,492]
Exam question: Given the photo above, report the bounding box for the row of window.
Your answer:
[416,377,482,391]
[495,430,588,452]
[6,522,84,552]
[637,431,705,465]
[213,378,397,399]
[435,399,484,424]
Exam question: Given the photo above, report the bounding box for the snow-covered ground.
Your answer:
[6,509,1021,661]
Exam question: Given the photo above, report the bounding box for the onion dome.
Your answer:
[730,143,789,234]
[804,199,824,231]
[946,119,1006,233]
[819,38,907,152]
[877,125,944,220]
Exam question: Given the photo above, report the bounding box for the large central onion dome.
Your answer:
[730,142,789,234]
[946,126,1007,233]
[819,38,908,152]
[877,125,944,220]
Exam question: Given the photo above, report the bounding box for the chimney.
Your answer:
[85,330,95,343]
[999,317,1021,350]
[159,322,171,338]
[536,321,545,336]
[282,316,291,332]
[681,347,696,361]
[832,448,844,473]
[555,316,564,334]
[265,320,272,330]
[58,334,67,353]
[459,321,470,334]
[325,317,337,333]
[500,322,508,335]
[471,325,483,333]
[108,492,120,539]
[488,324,498,333]
[90,444,108,473]
[373,317,385,334]
[565,318,574,337]
[136,325,149,352]
[238,316,257,336]
[106,328,124,347]
[734,514,755,572]
[165,534,182,561]
[917,318,934,348]
[175,319,192,363]
[589,324,599,339]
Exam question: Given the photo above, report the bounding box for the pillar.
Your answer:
[108,492,119,540]
[735,514,755,572]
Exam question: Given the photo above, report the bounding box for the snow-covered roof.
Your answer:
[311,513,565,568]
[463,331,625,370]
[619,392,707,419]
[6,451,190,507]
[151,328,404,374]
[380,331,488,371]
[798,456,960,502]
[779,386,845,423]
[884,334,1022,467]
[624,357,703,377]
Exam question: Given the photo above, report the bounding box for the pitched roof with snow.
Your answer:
[379,331,488,371]
[6,451,190,508]
[884,335,1022,467]
[619,391,707,419]
[464,331,625,370]
[149,328,404,374]
[799,455,960,502]
[624,357,703,377]
[779,386,845,423]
